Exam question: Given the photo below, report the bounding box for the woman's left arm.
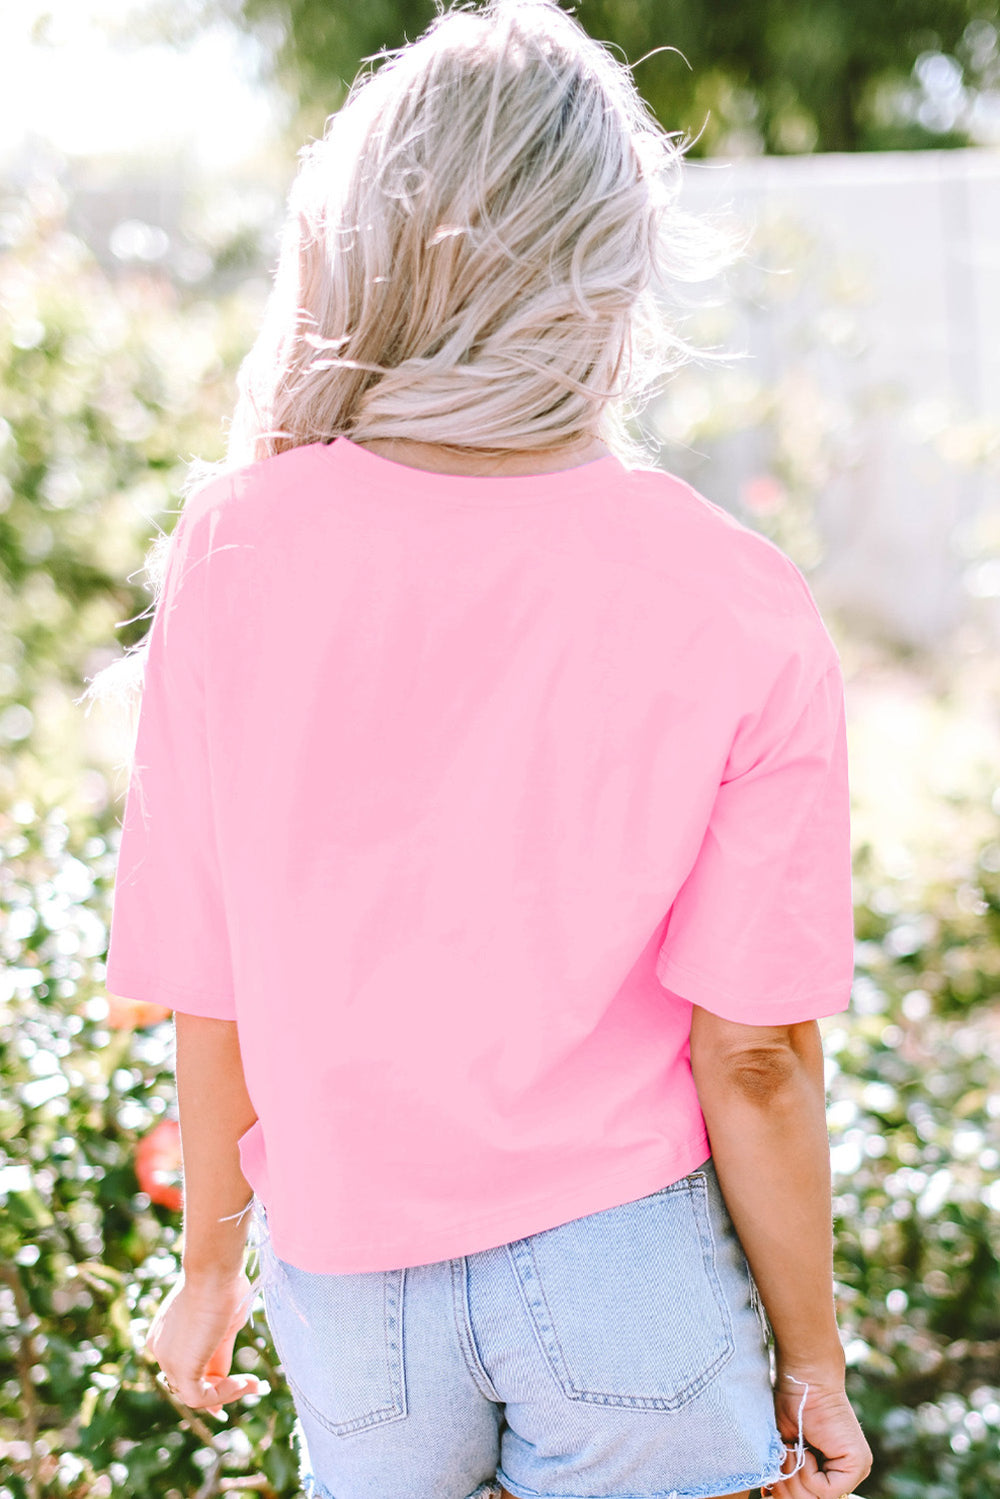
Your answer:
[142,1013,264,1414]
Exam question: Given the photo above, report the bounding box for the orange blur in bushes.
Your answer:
[135,1118,183,1210]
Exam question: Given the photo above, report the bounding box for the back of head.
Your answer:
[228,0,734,467]
[81,0,738,730]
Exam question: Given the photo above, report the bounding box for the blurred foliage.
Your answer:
[0,184,302,1498]
[0,800,302,1498]
[4,776,1000,1496]
[126,0,1000,156]
[1,170,1000,1498]
[0,175,265,805]
[828,819,1000,1497]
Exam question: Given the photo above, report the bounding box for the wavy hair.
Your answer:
[82,0,740,736]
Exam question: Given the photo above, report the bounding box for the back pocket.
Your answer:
[506,1172,734,1410]
[263,1257,407,1436]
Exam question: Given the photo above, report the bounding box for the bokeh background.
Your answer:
[1,2,999,1495]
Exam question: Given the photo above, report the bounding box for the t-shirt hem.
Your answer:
[103,964,237,1021]
[266,1132,713,1274]
[656,952,852,1024]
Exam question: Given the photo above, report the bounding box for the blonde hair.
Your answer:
[219,0,733,471]
[83,0,738,731]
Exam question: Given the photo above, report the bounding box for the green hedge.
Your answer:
[2,184,999,1499]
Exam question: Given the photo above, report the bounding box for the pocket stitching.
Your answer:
[684,1174,737,1400]
[264,1264,408,1436]
[508,1177,736,1411]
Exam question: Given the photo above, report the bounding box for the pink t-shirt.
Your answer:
[105,436,854,1274]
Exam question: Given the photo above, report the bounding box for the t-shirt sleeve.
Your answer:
[655,654,854,1025]
[104,497,236,1021]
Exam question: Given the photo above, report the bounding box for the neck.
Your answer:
[350,435,611,477]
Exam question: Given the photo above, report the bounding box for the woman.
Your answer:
[99,2,873,1496]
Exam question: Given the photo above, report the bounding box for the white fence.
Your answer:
[672,148,1000,653]
[52,144,1000,653]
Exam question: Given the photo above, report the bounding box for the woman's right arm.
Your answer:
[688,1007,873,1499]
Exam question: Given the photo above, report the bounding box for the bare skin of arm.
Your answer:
[141,996,876,1495]
[142,1013,264,1414]
[688,1008,873,1499]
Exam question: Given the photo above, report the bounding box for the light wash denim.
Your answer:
[244,1159,790,1499]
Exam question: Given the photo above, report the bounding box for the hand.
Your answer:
[762,1372,873,1499]
[143,1267,263,1417]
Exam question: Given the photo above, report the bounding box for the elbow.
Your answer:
[714,1043,801,1106]
[690,1011,820,1108]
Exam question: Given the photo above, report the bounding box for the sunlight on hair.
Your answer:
[218,0,742,473]
[83,0,743,726]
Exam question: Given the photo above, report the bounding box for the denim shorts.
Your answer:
[244,1159,788,1499]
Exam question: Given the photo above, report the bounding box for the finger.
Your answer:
[195,1375,263,1408]
[803,1467,867,1499]
[213,1375,263,1400]
[158,1375,216,1411]
[775,1446,822,1499]
[762,1449,801,1499]
[800,1468,861,1499]
[797,1441,871,1497]
[204,1332,241,1385]
[780,1442,812,1478]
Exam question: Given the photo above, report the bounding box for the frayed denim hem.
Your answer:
[293,1408,502,1499]
[755,1429,800,1492]
[300,1476,502,1499]
[759,1376,811,1496]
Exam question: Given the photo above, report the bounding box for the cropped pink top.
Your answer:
[105,437,854,1273]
